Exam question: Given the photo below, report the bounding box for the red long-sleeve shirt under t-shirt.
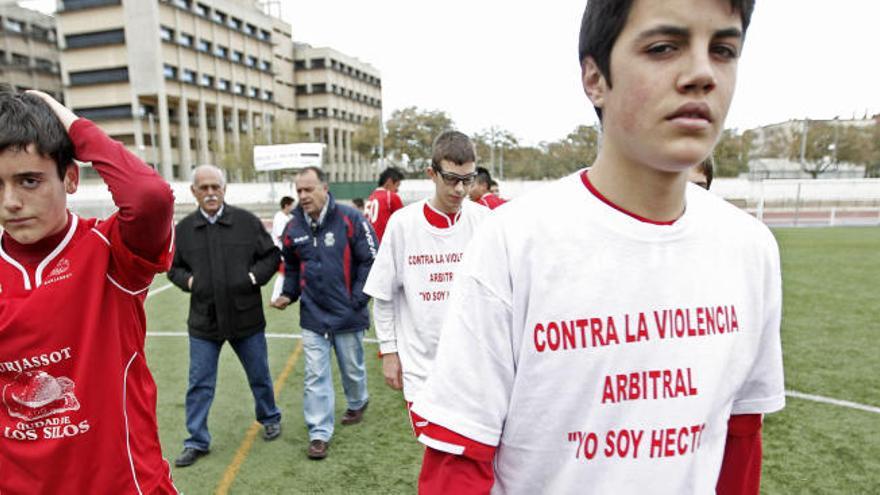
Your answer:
[0,119,178,494]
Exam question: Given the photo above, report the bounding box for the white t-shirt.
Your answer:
[364,199,489,401]
[272,210,292,248]
[413,171,785,495]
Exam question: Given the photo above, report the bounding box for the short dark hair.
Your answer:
[0,83,74,179]
[474,166,492,186]
[352,197,365,209]
[378,166,404,187]
[299,166,327,183]
[280,196,295,209]
[489,179,499,188]
[432,130,475,169]
[578,0,755,120]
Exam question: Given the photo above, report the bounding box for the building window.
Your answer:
[159,25,173,41]
[214,45,228,58]
[34,58,56,73]
[258,29,270,41]
[233,83,244,95]
[258,60,270,72]
[172,0,190,10]
[228,17,242,30]
[296,109,308,119]
[66,28,125,48]
[310,58,325,69]
[218,78,230,91]
[11,53,29,66]
[243,23,256,36]
[262,90,273,101]
[163,64,177,79]
[194,2,209,16]
[197,39,210,53]
[295,84,307,94]
[0,50,6,64]
[74,104,132,121]
[245,55,256,67]
[314,107,327,117]
[61,0,121,10]
[200,74,214,87]
[231,50,243,63]
[211,9,226,24]
[247,87,257,98]
[178,32,193,47]
[31,25,51,42]
[311,83,326,94]
[69,67,128,85]
[294,60,305,70]
[181,69,196,83]
[4,18,24,33]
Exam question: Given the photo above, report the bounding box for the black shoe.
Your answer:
[263,422,281,441]
[341,401,368,425]
[307,439,328,460]
[174,447,209,467]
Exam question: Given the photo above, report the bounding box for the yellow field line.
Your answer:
[214,340,303,495]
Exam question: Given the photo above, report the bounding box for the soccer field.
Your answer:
[143,226,880,494]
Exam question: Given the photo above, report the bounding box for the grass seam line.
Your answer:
[786,389,880,414]
[214,340,303,495]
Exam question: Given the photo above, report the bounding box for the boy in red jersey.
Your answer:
[468,167,507,210]
[365,167,404,242]
[0,87,178,493]
[412,1,783,494]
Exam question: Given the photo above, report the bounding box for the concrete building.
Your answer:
[57,0,296,180]
[293,43,382,182]
[0,3,62,98]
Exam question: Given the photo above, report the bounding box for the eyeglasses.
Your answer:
[433,167,477,187]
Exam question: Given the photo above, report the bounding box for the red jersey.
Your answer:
[477,192,507,210]
[365,187,403,242]
[0,120,177,494]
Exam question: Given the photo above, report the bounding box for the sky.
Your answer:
[20,0,880,146]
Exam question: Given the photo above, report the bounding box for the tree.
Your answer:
[384,107,454,172]
[541,125,600,179]
[352,116,382,161]
[713,129,752,177]
[473,127,519,178]
[761,120,842,179]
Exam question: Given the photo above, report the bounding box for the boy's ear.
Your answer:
[63,163,79,194]
[581,57,607,109]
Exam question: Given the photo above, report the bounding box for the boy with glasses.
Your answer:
[364,131,488,434]
[413,1,784,493]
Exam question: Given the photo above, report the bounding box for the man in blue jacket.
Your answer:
[271,166,378,460]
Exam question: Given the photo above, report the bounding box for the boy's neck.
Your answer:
[588,148,688,224]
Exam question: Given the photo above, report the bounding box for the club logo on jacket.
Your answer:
[324,232,335,247]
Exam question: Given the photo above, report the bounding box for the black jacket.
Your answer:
[281,194,378,335]
[168,204,280,341]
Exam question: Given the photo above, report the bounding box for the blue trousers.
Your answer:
[183,331,281,451]
[301,329,369,442]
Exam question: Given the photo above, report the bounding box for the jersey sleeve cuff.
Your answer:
[412,400,501,447]
[731,394,786,415]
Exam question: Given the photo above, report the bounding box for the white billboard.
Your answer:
[253,143,325,172]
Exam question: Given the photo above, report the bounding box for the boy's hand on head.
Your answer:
[25,90,78,132]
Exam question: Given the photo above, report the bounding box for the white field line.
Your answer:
[143,331,879,415]
[146,283,174,299]
[784,389,880,415]
[146,331,380,344]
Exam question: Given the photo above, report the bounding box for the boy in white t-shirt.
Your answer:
[270,196,295,302]
[412,1,784,494]
[364,131,489,434]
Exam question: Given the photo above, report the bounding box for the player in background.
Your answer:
[690,156,715,189]
[412,1,784,494]
[271,196,296,303]
[468,167,507,210]
[363,131,488,435]
[0,87,178,493]
[365,167,404,242]
[352,197,366,215]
